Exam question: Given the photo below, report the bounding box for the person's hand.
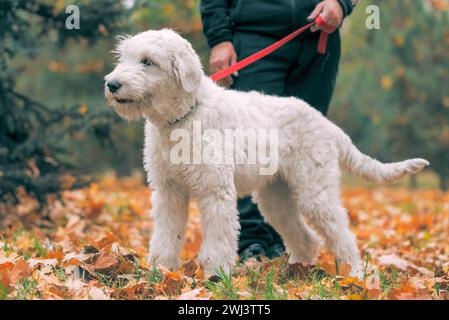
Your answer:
[307,0,344,32]
[209,41,237,87]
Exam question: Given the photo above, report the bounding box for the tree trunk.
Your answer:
[409,175,418,189]
[439,170,449,191]
[441,176,449,191]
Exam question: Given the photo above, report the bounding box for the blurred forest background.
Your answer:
[1,0,449,204]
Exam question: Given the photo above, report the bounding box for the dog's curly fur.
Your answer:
[105,29,429,277]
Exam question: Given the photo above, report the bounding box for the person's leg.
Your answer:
[285,31,341,115]
[237,197,276,260]
[231,31,298,259]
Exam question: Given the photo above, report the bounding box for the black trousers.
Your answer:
[231,30,341,253]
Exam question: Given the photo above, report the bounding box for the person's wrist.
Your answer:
[212,41,233,49]
[336,0,352,17]
[210,38,233,49]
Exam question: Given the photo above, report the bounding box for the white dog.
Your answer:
[105,29,429,277]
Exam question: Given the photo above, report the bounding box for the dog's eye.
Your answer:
[141,58,153,67]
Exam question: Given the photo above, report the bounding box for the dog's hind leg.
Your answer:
[196,181,240,275]
[253,178,322,265]
[148,184,189,271]
[293,185,363,278]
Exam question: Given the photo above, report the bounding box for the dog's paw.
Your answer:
[287,233,323,265]
[147,253,179,271]
[200,257,234,276]
[199,249,236,276]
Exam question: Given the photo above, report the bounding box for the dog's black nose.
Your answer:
[107,80,121,93]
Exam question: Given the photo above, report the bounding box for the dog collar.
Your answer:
[167,101,198,126]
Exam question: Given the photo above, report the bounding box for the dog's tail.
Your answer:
[337,131,429,184]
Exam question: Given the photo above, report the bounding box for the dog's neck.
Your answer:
[166,100,198,126]
[142,82,199,128]
[143,75,223,128]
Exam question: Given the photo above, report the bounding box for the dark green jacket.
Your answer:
[201,0,358,48]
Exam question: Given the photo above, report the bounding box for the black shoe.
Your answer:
[266,243,285,259]
[240,243,266,262]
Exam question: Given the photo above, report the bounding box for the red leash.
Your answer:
[211,16,335,82]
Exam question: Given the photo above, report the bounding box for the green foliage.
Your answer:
[385,0,449,189]
[333,0,449,189]
[0,0,126,203]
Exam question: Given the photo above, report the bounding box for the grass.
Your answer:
[97,273,129,289]
[145,264,164,285]
[54,266,66,282]
[263,269,287,300]
[0,284,8,300]
[378,269,401,295]
[204,267,239,300]
[33,240,47,258]
[15,278,38,300]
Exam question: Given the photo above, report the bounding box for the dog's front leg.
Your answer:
[197,188,240,275]
[148,183,189,271]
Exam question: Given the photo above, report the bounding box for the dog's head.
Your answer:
[104,29,202,122]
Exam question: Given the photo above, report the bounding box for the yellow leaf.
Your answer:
[163,3,175,17]
[380,76,394,90]
[53,0,66,14]
[393,35,405,47]
[79,104,88,114]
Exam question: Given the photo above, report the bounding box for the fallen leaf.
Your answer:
[182,259,201,278]
[87,286,111,300]
[28,258,58,268]
[92,251,118,273]
[378,254,410,271]
[9,259,31,284]
[161,271,185,296]
[177,288,211,300]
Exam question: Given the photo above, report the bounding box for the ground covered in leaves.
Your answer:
[1,175,448,300]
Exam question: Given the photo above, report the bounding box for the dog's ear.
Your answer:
[172,42,202,93]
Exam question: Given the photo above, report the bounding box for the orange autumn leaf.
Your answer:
[389,283,418,300]
[0,265,11,291]
[182,259,203,279]
[116,282,150,300]
[93,251,118,272]
[9,259,31,285]
[94,232,119,249]
[161,271,186,296]
[0,261,14,270]
[319,254,351,277]
[44,250,64,261]
[117,259,135,274]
